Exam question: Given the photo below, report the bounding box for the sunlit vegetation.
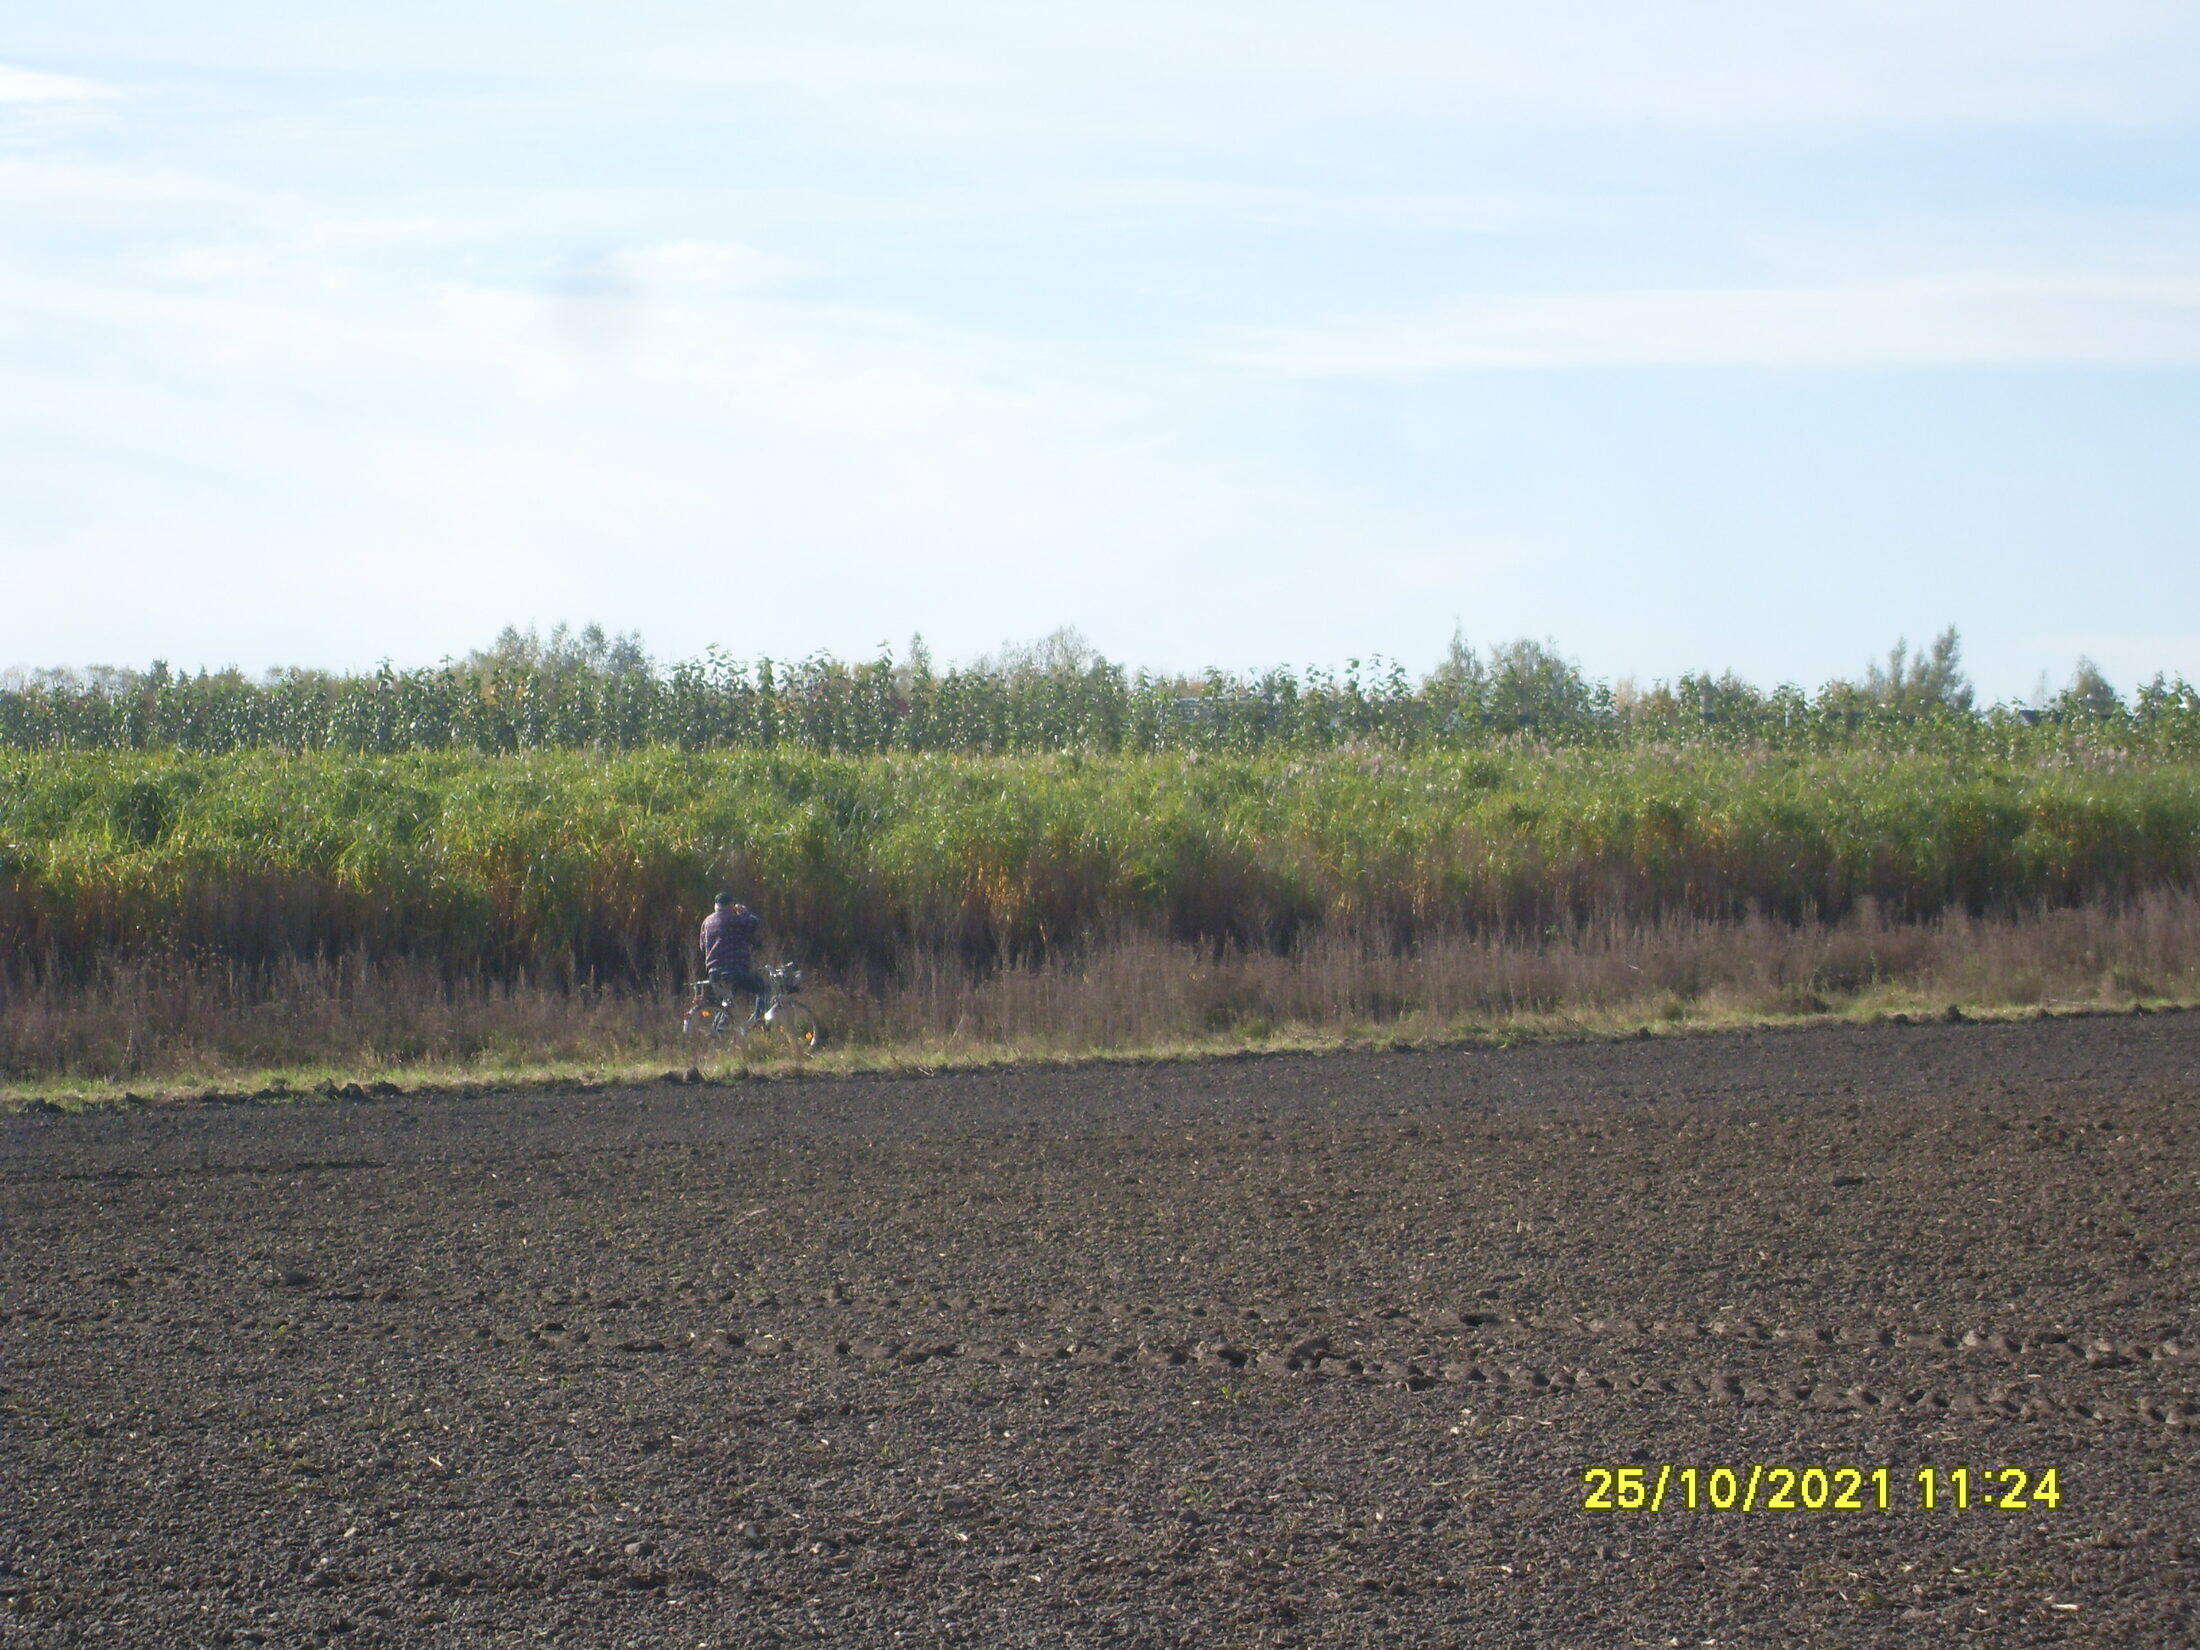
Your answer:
[6,625,2197,1087]
[4,625,2195,758]
[6,745,2198,986]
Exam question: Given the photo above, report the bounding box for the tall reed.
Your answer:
[5,749,2198,991]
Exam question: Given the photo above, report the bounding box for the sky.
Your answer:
[2,1,2197,699]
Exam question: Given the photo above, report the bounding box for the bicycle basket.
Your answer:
[778,965,803,993]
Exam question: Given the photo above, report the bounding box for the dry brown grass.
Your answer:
[8,891,2200,1091]
[847,889,2200,1053]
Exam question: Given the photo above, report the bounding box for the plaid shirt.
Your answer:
[701,908,760,973]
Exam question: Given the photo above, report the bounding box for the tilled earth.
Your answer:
[3,1015,2197,1648]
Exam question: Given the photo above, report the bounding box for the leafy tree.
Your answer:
[967,625,1102,680]
[1484,638,1602,734]
[1862,626,1974,716]
[2057,657,2122,720]
[463,622,650,679]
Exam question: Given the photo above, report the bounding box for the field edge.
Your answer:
[6,992,2191,1117]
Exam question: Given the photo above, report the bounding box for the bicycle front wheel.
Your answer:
[764,1000,821,1054]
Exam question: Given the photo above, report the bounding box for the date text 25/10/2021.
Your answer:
[1580,1465,2064,1514]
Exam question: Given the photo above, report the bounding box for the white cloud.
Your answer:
[10,3,2200,135]
[792,1,2193,134]
[547,2,2200,144]
[0,193,1465,670]
[4,7,2197,680]
[1228,275,2200,374]
[607,242,810,295]
[0,64,116,103]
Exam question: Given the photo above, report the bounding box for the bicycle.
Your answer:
[683,963,822,1054]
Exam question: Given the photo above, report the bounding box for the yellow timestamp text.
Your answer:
[1580,1464,2064,1513]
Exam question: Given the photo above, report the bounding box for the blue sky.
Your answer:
[3,1,2197,698]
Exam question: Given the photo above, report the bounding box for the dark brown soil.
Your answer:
[4,1014,2196,1648]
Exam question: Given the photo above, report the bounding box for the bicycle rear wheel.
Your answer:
[764,1000,821,1054]
[684,1000,738,1038]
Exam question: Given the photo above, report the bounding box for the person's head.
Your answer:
[713,892,735,910]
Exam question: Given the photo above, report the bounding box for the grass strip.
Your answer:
[7,993,2189,1116]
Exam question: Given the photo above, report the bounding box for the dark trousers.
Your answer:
[710,968,769,1016]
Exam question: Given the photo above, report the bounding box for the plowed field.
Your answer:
[4,1014,2197,1647]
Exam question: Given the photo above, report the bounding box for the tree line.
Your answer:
[3,623,2193,757]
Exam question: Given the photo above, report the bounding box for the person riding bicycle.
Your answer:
[701,893,768,1022]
